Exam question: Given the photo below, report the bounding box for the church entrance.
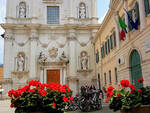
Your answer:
[47,70,60,84]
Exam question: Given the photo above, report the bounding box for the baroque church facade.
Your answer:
[1,0,99,96]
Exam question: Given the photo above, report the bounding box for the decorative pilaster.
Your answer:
[29,29,38,80]
[3,29,13,79]
[114,12,120,49]
[68,29,77,77]
[138,0,146,30]
[124,0,129,42]
[67,29,77,96]
[2,29,13,95]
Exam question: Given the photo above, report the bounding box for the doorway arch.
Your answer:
[129,50,143,89]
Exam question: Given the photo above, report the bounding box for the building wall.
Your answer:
[1,0,100,96]
[0,66,3,83]
[94,0,150,89]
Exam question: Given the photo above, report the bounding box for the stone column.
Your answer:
[29,29,38,80]
[124,0,129,42]
[67,29,77,96]
[2,29,13,96]
[138,0,146,30]
[68,29,77,77]
[63,65,67,84]
[114,12,120,49]
[91,0,97,18]
[91,0,98,24]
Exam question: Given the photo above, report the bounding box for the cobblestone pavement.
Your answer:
[0,100,119,113]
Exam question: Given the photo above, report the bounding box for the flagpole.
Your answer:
[114,11,120,50]
[123,0,129,42]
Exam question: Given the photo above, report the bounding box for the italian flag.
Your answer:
[118,16,127,41]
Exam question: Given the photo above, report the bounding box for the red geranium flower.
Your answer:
[137,89,142,93]
[107,86,115,92]
[137,78,144,83]
[129,84,134,89]
[52,103,56,107]
[120,80,130,88]
[116,93,122,98]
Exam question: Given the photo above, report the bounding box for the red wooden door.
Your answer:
[47,70,60,84]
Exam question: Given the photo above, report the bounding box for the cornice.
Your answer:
[1,23,100,31]
[93,0,122,44]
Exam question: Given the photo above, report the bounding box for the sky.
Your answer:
[0,0,110,64]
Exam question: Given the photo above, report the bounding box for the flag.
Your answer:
[124,9,138,30]
[118,16,127,30]
[120,29,125,41]
[118,16,127,41]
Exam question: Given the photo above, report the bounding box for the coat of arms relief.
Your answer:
[49,47,58,59]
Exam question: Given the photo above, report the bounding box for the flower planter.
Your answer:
[121,105,150,113]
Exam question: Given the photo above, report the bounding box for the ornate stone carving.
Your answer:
[59,51,68,62]
[38,51,47,62]
[2,78,13,84]
[49,47,58,58]
[19,2,26,18]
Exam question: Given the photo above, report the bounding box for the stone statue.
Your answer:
[19,2,26,18]
[59,51,68,62]
[38,52,47,62]
[17,54,25,71]
[79,3,86,19]
[81,52,88,70]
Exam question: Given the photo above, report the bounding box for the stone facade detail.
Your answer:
[1,0,99,96]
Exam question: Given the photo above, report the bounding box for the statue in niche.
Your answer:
[79,3,86,19]
[17,53,25,71]
[19,2,26,18]
[81,51,88,70]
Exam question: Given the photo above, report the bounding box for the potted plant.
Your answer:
[105,78,150,113]
[8,80,73,113]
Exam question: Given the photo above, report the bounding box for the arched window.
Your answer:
[79,2,86,19]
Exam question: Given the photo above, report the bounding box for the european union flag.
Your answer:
[124,9,138,30]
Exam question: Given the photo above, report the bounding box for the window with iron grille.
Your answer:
[47,6,59,24]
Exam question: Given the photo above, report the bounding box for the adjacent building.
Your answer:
[0,64,3,85]
[1,0,100,96]
[93,0,150,89]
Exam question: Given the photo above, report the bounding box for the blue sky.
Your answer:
[0,0,110,64]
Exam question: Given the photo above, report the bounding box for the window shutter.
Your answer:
[110,35,113,49]
[128,10,133,31]
[101,47,103,58]
[107,39,110,53]
[135,2,140,25]
[105,42,108,55]
[113,31,116,47]
[144,0,150,17]
[96,51,99,63]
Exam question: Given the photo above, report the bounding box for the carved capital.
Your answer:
[4,30,13,41]
[67,29,76,41]
[2,78,13,84]
[30,29,38,40]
